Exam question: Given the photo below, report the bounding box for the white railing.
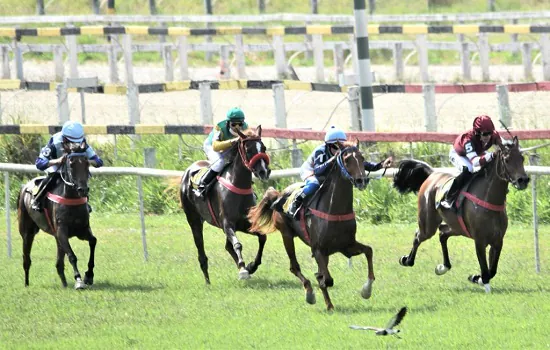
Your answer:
[1,163,544,272]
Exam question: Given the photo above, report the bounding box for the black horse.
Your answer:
[18,146,96,289]
[393,136,530,292]
[179,126,271,283]
[248,141,375,310]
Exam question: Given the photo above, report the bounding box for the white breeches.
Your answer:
[204,145,227,172]
[449,148,473,173]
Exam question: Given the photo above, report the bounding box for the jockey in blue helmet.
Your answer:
[195,107,249,197]
[31,120,104,212]
[287,126,392,218]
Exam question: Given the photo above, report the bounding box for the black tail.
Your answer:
[393,159,434,194]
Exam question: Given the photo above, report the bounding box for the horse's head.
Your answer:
[235,125,271,181]
[61,142,90,197]
[496,136,530,190]
[336,140,369,190]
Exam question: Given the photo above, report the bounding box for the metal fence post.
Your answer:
[272,83,288,147]
[423,83,437,131]
[529,154,540,273]
[4,172,11,258]
[199,82,213,125]
[291,139,303,168]
[56,82,69,124]
[496,84,511,127]
[347,86,361,131]
[137,176,148,262]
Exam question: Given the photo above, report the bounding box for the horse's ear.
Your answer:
[513,136,519,147]
[355,138,359,148]
[256,125,262,137]
[236,129,246,139]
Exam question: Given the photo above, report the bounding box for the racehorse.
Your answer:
[392,136,529,292]
[18,145,96,289]
[179,126,271,283]
[248,141,375,311]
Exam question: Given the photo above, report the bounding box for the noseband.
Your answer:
[59,152,87,188]
[494,148,522,189]
[237,137,270,171]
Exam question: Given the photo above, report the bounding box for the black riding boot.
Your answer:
[194,169,220,198]
[30,175,55,212]
[288,191,307,219]
[440,170,472,209]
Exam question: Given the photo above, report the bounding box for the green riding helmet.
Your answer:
[226,107,245,121]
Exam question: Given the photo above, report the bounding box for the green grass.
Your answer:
[0,213,548,348]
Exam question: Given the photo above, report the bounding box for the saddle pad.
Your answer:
[190,168,209,189]
[435,177,454,209]
[26,176,47,196]
[282,183,305,215]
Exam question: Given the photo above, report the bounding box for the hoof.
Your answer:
[74,279,87,290]
[238,268,250,280]
[483,283,492,293]
[435,264,450,275]
[305,289,316,305]
[83,276,94,286]
[360,279,374,299]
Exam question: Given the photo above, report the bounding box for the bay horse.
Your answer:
[392,136,529,293]
[248,141,374,311]
[18,145,96,289]
[179,126,271,283]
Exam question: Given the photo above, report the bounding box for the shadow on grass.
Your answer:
[336,303,439,315]
[90,281,164,292]
[237,277,299,290]
[451,285,550,294]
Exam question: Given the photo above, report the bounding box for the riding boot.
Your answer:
[288,191,307,219]
[440,170,472,209]
[194,169,220,198]
[30,175,55,212]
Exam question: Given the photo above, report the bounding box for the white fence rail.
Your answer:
[0,163,545,271]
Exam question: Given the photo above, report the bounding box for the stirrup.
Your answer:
[31,201,42,212]
[440,199,453,209]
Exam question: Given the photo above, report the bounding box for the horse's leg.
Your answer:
[18,195,39,287]
[281,232,315,305]
[468,239,491,293]
[83,227,97,286]
[182,198,210,284]
[55,239,68,287]
[222,220,249,280]
[400,211,441,267]
[435,224,454,275]
[488,239,503,280]
[313,250,334,311]
[56,227,85,290]
[343,242,375,300]
[245,232,267,275]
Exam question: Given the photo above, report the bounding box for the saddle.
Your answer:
[25,176,47,196]
[270,183,305,217]
[435,172,480,211]
[190,168,210,190]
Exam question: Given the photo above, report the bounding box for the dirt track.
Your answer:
[1,62,549,133]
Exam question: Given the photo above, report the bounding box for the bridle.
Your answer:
[336,146,365,187]
[237,136,270,172]
[59,152,88,188]
[494,145,523,189]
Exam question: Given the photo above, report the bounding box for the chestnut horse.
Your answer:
[393,136,529,292]
[180,126,271,283]
[248,141,375,310]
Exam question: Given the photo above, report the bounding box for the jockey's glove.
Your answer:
[484,152,493,162]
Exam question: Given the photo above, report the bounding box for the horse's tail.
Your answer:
[393,159,434,194]
[247,187,281,234]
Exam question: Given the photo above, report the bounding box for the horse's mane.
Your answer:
[340,141,358,148]
[242,129,259,138]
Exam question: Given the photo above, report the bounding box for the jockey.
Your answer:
[440,115,502,209]
[195,107,249,198]
[31,120,104,212]
[287,126,392,218]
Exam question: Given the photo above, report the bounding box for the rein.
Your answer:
[59,152,87,188]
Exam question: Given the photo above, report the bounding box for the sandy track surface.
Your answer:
[1,62,549,133]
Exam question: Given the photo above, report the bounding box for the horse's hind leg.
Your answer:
[55,240,68,287]
[312,250,334,311]
[281,233,315,305]
[343,241,375,300]
[435,224,455,275]
[244,233,267,275]
[468,239,491,293]
[401,213,441,267]
[82,227,97,286]
[18,195,39,287]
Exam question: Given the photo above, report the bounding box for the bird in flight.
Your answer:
[349,306,408,336]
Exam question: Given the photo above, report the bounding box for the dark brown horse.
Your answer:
[180,126,271,283]
[248,141,374,310]
[393,136,529,293]
[18,146,96,289]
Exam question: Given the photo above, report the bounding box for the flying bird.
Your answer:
[349,306,408,336]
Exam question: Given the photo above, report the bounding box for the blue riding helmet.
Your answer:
[61,121,85,143]
[226,107,245,121]
[324,126,347,144]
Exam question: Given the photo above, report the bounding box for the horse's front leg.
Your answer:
[245,232,267,275]
[313,249,334,311]
[222,221,249,280]
[343,241,375,300]
[488,240,503,280]
[468,239,491,293]
[82,227,97,286]
[57,226,86,290]
[55,239,68,287]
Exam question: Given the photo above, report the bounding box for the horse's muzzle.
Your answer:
[354,177,369,190]
[514,176,530,190]
[77,187,89,197]
[255,168,271,181]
